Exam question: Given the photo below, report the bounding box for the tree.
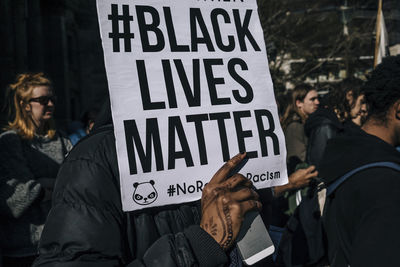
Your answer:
[257,0,389,92]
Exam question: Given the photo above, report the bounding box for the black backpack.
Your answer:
[275,161,400,267]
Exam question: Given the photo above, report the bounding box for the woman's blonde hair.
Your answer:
[5,72,56,139]
[281,84,314,129]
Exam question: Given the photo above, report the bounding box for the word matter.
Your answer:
[124,109,280,174]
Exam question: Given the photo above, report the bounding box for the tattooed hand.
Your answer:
[200,152,262,251]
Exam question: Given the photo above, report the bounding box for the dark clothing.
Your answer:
[319,127,400,267]
[33,126,226,267]
[33,125,274,267]
[284,114,307,166]
[3,255,36,267]
[0,130,72,257]
[304,108,343,168]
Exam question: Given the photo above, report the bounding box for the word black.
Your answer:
[136,6,261,53]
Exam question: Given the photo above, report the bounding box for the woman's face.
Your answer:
[24,86,55,127]
[350,94,365,119]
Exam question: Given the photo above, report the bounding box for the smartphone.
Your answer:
[236,211,275,265]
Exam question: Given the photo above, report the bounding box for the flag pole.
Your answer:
[374,0,383,67]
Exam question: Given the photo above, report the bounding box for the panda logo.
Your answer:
[132,180,158,205]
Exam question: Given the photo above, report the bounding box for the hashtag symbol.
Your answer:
[167,185,176,197]
[108,4,135,52]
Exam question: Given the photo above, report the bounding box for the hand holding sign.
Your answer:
[200,152,262,250]
[97,0,288,211]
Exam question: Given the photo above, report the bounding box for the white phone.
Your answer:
[236,211,275,265]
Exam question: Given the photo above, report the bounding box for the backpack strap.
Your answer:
[326,161,400,196]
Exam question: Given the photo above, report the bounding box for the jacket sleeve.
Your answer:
[285,122,307,162]
[34,134,227,267]
[306,124,337,167]
[128,226,227,267]
[0,132,43,218]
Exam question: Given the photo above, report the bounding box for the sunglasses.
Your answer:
[29,96,57,105]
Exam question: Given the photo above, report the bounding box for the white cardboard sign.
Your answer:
[96,0,288,212]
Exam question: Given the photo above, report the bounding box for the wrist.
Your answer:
[286,179,295,191]
[185,225,228,266]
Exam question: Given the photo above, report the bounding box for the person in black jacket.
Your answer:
[319,55,400,267]
[305,79,365,168]
[32,101,272,267]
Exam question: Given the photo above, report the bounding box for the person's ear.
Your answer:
[346,90,354,103]
[21,100,31,112]
[395,100,400,121]
[295,99,303,109]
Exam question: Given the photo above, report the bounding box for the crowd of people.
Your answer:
[0,55,399,267]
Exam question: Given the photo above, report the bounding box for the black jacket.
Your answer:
[319,127,400,267]
[33,123,274,267]
[33,126,228,267]
[304,108,343,168]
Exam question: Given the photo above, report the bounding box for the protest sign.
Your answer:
[96,0,288,211]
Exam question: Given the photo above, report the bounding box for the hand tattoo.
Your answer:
[220,203,233,250]
[204,217,218,236]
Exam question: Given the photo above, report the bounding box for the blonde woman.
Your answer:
[0,73,72,266]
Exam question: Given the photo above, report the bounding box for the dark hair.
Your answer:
[275,91,292,119]
[281,83,315,129]
[81,108,99,128]
[340,78,364,106]
[324,78,364,121]
[363,55,400,122]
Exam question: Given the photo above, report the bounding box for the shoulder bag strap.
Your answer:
[327,161,400,196]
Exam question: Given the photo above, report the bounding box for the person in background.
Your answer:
[358,102,368,126]
[0,73,72,267]
[81,108,99,134]
[305,78,365,169]
[275,91,292,122]
[320,55,400,267]
[68,108,99,145]
[269,86,319,232]
[281,84,319,174]
[339,78,366,127]
[67,121,85,146]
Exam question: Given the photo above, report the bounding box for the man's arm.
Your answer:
[34,134,259,267]
[273,166,318,197]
